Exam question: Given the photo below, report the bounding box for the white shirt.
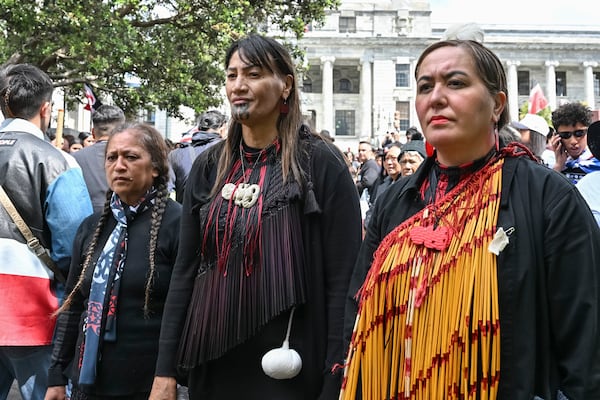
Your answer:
[576,171,600,227]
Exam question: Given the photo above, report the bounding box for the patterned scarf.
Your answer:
[78,190,156,386]
[565,147,600,173]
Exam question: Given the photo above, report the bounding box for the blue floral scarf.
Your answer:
[78,189,156,386]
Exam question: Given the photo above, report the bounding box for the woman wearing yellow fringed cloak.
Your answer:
[341,39,600,400]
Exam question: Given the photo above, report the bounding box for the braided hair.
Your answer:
[59,122,171,317]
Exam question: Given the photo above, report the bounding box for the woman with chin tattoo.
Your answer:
[149,34,362,400]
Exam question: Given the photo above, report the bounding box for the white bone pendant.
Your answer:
[221,183,237,200]
[262,307,302,379]
[233,183,261,208]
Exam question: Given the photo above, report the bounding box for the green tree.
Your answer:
[519,101,553,127]
[0,0,338,117]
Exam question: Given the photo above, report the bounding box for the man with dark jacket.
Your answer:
[355,141,381,198]
[168,110,226,202]
[0,63,92,400]
[73,104,125,212]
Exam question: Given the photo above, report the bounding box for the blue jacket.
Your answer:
[0,118,92,345]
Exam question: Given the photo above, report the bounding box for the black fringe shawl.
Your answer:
[177,141,308,368]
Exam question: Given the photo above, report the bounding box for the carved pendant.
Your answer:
[409,225,451,251]
[221,183,237,200]
[233,183,261,208]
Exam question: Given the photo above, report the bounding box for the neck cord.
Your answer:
[239,144,266,184]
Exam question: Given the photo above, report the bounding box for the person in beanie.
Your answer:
[398,139,427,177]
[168,110,226,203]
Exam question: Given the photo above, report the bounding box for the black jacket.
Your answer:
[168,131,222,202]
[156,133,362,399]
[48,199,181,397]
[356,158,381,198]
[347,154,600,400]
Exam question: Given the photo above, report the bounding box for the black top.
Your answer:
[155,134,363,399]
[48,199,181,397]
[347,151,600,399]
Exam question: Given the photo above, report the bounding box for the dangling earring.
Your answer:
[425,141,435,158]
[494,122,500,151]
[280,98,289,115]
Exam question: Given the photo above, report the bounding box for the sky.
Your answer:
[429,0,598,27]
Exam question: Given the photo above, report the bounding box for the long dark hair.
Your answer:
[213,34,304,195]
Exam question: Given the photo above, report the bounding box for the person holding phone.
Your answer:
[551,102,600,183]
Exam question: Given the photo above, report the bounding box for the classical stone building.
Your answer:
[298,0,600,150]
[49,0,600,147]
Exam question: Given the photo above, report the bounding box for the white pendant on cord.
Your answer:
[221,183,261,208]
[261,307,302,379]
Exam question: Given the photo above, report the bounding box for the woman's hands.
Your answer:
[148,376,177,400]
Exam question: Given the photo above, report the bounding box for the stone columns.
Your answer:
[583,61,598,110]
[321,56,335,133]
[360,56,373,136]
[506,60,520,121]
[545,61,559,110]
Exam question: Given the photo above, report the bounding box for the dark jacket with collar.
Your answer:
[156,132,362,399]
[168,130,222,203]
[48,199,181,396]
[346,152,600,400]
[73,140,109,213]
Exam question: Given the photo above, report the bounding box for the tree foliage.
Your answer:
[519,101,552,127]
[0,0,338,117]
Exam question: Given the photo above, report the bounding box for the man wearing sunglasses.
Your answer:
[551,102,600,184]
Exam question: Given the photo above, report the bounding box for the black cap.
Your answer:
[588,120,600,160]
[400,140,427,159]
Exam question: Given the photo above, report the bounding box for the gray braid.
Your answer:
[143,180,169,317]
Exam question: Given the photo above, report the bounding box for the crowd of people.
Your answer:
[0,31,599,400]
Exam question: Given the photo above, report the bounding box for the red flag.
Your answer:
[528,83,548,114]
[83,83,102,111]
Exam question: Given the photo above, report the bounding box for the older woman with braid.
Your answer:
[44,123,181,400]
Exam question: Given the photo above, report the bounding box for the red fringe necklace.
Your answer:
[341,155,505,400]
[177,138,308,367]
